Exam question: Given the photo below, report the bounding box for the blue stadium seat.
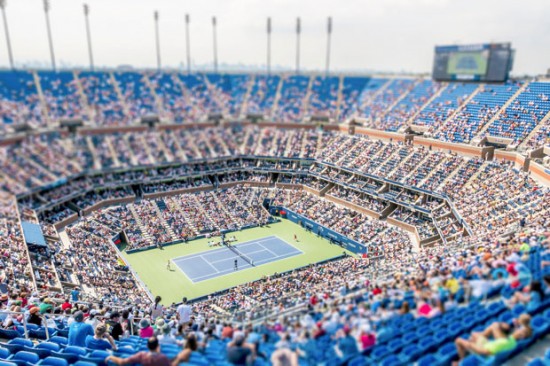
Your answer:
[0,339,33,355]
[22,342,60,359]
[50,346,87,364]
[78,350,110,365]
[48,337,67,348]
[37,357,69,366]
[8,351,40,366]
[0,350,9,361]
[417,354,439,366]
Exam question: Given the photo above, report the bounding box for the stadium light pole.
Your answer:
[267,17,271,75]
[296,17,301,74]
[0,0,14,70]
[154,10,161,71]
[185,13,191,74]
[43,0,56,71]
[212,16,218,73]
[325,17,332,76]
[83,4,94,71]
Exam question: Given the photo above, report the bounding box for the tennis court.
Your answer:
[172,236,302,282]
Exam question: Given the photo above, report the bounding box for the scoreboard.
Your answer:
[432,43,514,82]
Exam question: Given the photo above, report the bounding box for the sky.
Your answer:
[0,0,549,75]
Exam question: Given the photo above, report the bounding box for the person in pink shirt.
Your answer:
[139,318,154,338]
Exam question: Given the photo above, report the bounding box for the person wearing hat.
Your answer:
[158,323,182,346]
[39,298,54,314]
[139,318,154,338]
[27,306,42,326]
[227,331,255,365]
[86,324,117,351]
[107,312,124,341]
[68,311,94,347]
[171,332,199,365]
[106,336,170,366]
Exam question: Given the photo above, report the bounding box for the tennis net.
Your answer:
[226,243,254,266]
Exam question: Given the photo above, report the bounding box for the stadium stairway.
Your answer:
[407,82,449,126]
[335,75,345,119]
[519,108,550,150]
[301,75,315,118]
[72,70,95,122]
[31,71,52,128]
[471,82,529,142]
[378,78,420,120]
[269,77,284,119]
[210,192,243,228]
[109,72,132,119]
[191,195,220,230]
[432,84,483,136]
[128,205,155,246]
[142,73,165,117]
[153,199,178,242]
[164,197,200,236]
[238,74,255,118]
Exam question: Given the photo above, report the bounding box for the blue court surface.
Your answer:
[172,236,303,283]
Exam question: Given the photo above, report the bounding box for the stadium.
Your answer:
[0,0,550,365]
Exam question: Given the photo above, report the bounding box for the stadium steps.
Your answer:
[301,75,314,120]
[417,157,448,187]
[164,197,200,236]
[472,82,530,142]
[372,146,406,176]
[109,72,132,119]
[72,70,95,122]
[335,75,345,120]
[239,127,252,155]
[407,82,449,126]
[17,153,60,183]
[239,74,255,118]
[104,136,122,167]
[519,108,550,150]
[191,195,220,230]
[128,205,155,246]
[378,78,422,120]
[432,83,483,136]
[32,71,53,128]
[435,159,468,192]
[159,132,188,162]
[84,136,102,170]
[359,79,393,112]
[282,129,297,156]
[210,192,244,227]
[152,200,178,242]
[142,73,165,116]
[269,76,284,119]
[334,138,364,165]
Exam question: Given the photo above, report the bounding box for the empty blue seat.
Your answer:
[38,357,68,366]
[48,337,67,347]
[1,339,33,355]
[380,354,401,366]
[50,346,87,364]
[348,356,367,366]
[9,351,40,366]
[78,350,110,365]
[0,349,9,360]
[417,354,439,366]
[526,358,549,366]
[399,344,422,363]
[22,342,60,359]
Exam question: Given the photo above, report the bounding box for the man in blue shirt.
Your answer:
[68,311,94,347]
[86,324,116,351]
[71,288,80,303]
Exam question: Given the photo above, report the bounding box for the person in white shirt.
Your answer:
[176,297,192,325]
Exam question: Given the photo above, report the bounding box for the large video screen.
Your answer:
[433,43,513,82]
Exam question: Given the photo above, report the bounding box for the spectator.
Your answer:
[227,332,255,365]
[68,311,94,347]
[139,318,154,338]
[85,324,117,351]
[176,297,192,325]
[454,314,532,363]
[27,306,42,326]
[171,332,199,365]
[106,336,171,366]
[107,312,124,341]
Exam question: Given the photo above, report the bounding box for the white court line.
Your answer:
[189,249,303,283]
[170,235,278,262]
[200,254,221,273]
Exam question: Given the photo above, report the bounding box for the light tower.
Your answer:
[154,10,161,71]
[185,14,191,74]
[83,4,94,71]
[326,17,332,76]
[295,17,301,74]
[212,16,218,73]
[43,0,56,70]
[267,17,271,75]
[0,0,15,69]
